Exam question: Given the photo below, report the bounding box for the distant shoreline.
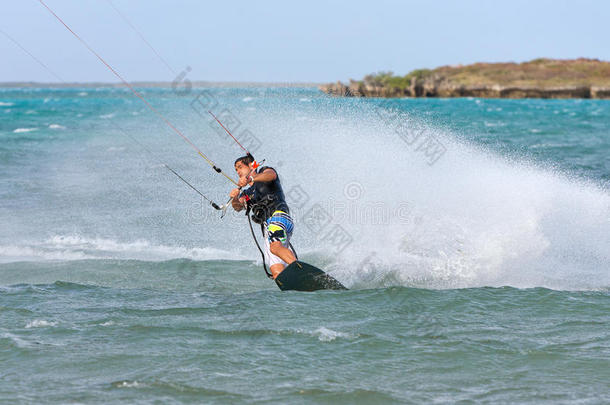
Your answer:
[321,58,610,99]
[0,81,322,89]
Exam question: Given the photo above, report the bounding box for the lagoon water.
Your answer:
[1,87,609,403]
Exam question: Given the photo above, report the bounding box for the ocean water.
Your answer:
[0,87,609,404]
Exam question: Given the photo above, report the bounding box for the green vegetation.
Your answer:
[403,69,433,83]
[361,69,432,89]
[360,58,610,90]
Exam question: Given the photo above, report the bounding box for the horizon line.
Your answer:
[0,81,323,88]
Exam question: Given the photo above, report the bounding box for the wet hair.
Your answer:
[234,154,254,167]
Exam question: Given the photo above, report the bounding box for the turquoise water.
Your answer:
[1,88,609,403]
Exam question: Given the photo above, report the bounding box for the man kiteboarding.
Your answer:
[230,155,296,279]
[38,0,343,291]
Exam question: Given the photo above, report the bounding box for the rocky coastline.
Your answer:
[320,58,610,99]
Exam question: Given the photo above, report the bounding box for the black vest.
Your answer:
[243,166,289,223]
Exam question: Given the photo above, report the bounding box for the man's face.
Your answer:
[234,161,251,179]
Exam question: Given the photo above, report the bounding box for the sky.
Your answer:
[1,0,609,83]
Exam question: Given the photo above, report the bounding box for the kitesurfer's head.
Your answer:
[234,154,254,178]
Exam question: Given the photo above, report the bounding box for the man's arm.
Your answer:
[252,168,277,183]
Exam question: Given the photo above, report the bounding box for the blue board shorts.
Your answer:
[263,210,294,266]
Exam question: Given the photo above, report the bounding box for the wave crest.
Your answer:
[0,234,245,263]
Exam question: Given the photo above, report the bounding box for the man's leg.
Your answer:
[269,241,296,278]
[269,264,284,279]
[265,212,295,279]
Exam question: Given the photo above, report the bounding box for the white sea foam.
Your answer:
[0,245,92,262]
[312,327,351,342]
[0,235,246,263]
[13,128,37,133]
[25,320,57,329]
[2,333,32,348]
[484,121,506,127]
[0,102,14,107]
[113,380,142,388]
[272,102,610,291]
[48,124,66,130]
[242,97,253,102]
[99,113,115,119]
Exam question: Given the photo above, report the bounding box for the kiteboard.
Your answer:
[274,261,347,292]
